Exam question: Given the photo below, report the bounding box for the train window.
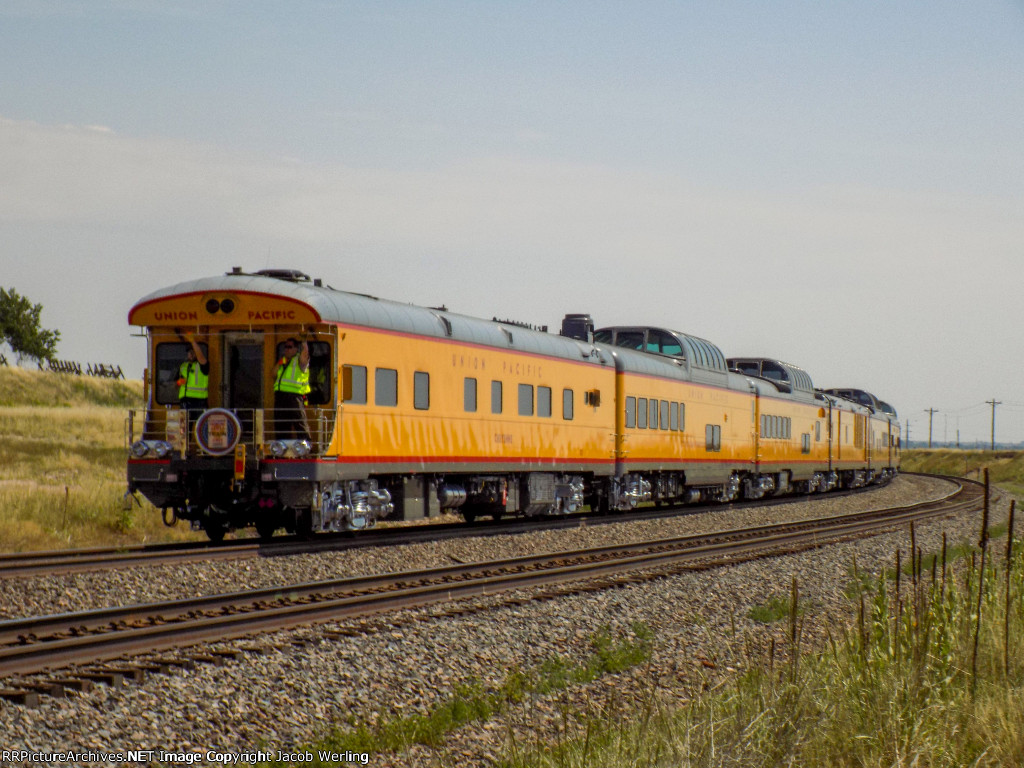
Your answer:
[660,400,669,430]
[670,402,678,431]
[538,386,552,418]
[660,335,684,356]
[563,388,574,420]
[614,331,645,350]
[679,402,685,431]
[155,342,209,405]
[815,421,821,442]
[705,424,721,451]
[734,361,760,376]
[762,362,786,383]
[802,434,811,454]
[464,378,477,412]
[518,384,534,416]
[593,329,613,344]
[414,371,430,410]
[306,342,333,406]
[637,398,648,429]
[342,365,367,404]
[375,368,398,407]
[786,418,792,440]
[625,396,636,428]
[646,330,681,355]
[491,380,503,414]
[649,399,658,429]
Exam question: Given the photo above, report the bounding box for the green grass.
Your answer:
[747,594,806,625]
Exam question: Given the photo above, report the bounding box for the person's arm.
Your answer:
[299,341,310,371]
[186,334,207,365]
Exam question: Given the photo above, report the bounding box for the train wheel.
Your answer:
[203,523,227,543]
[256,520,277,540]
[294,508,313,538]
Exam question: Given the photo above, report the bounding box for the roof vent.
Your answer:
[560,313,594,342]
[254,269,311,283]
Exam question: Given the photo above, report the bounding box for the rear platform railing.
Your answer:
[127,407,337,458]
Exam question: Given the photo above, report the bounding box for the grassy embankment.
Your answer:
[901,448,1024,498]
[0,366,193,551]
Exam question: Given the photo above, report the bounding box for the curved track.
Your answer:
[0,478,912,579]
[0,474,982,689]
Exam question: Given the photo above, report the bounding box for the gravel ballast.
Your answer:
[0,475,1008,766]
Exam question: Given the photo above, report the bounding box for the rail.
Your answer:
[0,475,982,683]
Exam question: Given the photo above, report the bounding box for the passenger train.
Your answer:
[126,268,900,541]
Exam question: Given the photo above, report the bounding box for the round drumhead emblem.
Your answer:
[194,408,242,456]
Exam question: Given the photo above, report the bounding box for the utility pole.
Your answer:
[925,408,939,449]
[985,399,1001,450]
[905,419,910,449]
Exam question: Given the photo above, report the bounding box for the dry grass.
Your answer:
[902,449,1024,498]
[0,368,194,551]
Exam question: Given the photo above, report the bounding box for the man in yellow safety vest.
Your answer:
[273,337,311,441]
[177,333,209,416]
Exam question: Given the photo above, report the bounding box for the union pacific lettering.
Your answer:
[154,311,198,321]
[248,309,297,321]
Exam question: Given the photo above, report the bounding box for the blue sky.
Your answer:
[2,1,1023,442]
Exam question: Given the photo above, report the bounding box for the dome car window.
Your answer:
[614,331,644,350]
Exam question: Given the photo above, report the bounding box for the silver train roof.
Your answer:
[130,271,614,368]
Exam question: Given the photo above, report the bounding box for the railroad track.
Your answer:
[0,474,982,695]
[0,478,901,579]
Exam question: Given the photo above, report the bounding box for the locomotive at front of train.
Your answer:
[126,268,345,541]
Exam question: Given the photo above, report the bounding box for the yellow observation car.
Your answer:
[127,269,617,540]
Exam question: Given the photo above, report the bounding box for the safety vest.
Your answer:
[274,356,310,395]
[177,362,209,399]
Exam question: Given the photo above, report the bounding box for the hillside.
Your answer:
[901,448,1024,497]
[0,366,144,408]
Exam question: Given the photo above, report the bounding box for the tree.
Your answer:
[0,287,60,364]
